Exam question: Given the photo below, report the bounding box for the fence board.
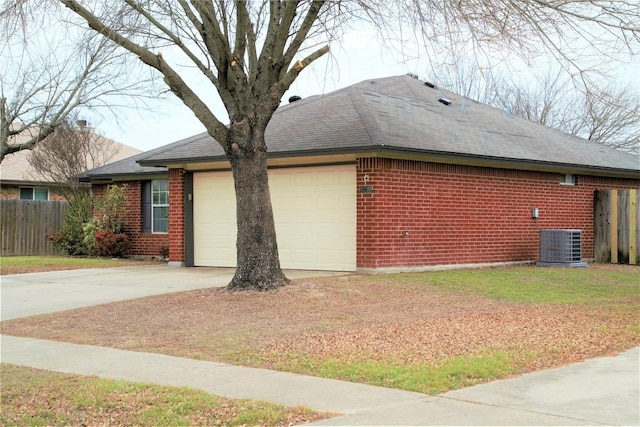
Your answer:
[594,189,640,265]
[594,190,611,263]
[1,200,68,256]
[632,189,638,265]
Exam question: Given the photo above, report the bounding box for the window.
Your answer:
[152,180,169,233]
[560,174,576,185]
[19,187,49,200]
[143,179,169,233]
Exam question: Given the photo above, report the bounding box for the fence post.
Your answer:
[610,189,618,264]
[630,189,637,265]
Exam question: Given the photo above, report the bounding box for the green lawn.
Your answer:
[0,364,329,426]
[378,266,640,305]
[0,256,156,275]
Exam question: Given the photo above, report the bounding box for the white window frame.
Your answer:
[151,179,169,233]
[560,174,576,185]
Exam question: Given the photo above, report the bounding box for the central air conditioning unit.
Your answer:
[537,229,587,267]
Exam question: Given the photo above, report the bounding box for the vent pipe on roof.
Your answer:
[424,81,436,88]
[288,95,302,103]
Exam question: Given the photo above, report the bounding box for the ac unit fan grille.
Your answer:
[538,229,587,267]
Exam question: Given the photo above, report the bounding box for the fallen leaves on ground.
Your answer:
[2,266,639,391]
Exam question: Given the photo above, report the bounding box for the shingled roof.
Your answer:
[86,74,639,180]
[76,141,168,181]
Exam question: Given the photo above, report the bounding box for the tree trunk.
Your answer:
[226,118,289,291]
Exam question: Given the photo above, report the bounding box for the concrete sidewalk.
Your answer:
[1,266,639,425]
[2,335,638,426]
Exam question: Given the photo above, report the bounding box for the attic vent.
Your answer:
[424,81,436,88]
[288,95,302,103]
[438,98,451,106]
[537,229,587,267]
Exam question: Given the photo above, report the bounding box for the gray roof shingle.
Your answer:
[87,74,639,179]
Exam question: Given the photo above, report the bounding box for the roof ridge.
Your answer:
[344,80,391,147]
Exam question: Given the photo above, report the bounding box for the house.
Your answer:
[81,75,640,271]
[0,126,141,201]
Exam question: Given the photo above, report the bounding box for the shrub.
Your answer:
[49,195,93,255]
[93,230,131,258]
[81,219,100,255]
[160,244,169,259]
[50,185,130,257]
[94,185,127,233]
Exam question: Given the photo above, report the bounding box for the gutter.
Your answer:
[137,146,640,180]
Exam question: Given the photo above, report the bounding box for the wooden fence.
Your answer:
[1,199,69,256]
[594,189,639,265]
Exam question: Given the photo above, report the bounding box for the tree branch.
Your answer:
[60,0,229,144]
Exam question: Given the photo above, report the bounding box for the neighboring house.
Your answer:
[81,75,640,271]
[0,127,141,201]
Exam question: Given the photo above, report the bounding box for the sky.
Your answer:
[96,27,426,151]
[87,26,639,153]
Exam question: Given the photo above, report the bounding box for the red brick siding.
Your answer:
[168,168,185,262]
[92,181,168,257]
[357,158,640,269]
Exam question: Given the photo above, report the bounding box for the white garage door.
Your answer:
[193,164,356,271]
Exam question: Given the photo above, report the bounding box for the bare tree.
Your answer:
[428,62,640,154]
[27,118,120,200]
[0,4,153,162]
[52,1,639,290]
[571,85,640,154]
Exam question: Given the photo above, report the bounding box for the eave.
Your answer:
[137,146,640,180]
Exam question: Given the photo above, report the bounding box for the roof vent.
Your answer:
[288,95,302,103]
[438,98,451,106]
[424,81,436,89]
[77,120,87,128]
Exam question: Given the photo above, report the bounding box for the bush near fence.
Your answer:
[1,200,69,256]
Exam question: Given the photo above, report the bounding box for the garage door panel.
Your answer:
[193,165,356,271]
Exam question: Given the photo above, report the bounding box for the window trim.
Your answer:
[560,174,576,186]
[143,179,169,234]
[152,179,169,233]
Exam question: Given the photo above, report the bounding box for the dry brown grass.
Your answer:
[3,265,638,393]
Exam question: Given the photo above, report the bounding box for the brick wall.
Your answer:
[168,168,185,262]
[357,158,640,269]
[1,185,20,199]
[92,181,168,257]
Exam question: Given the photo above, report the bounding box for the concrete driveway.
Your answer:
[0,265,343,321]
